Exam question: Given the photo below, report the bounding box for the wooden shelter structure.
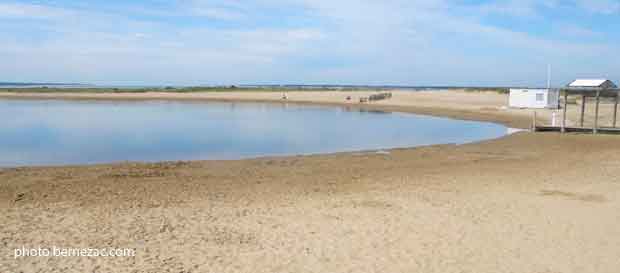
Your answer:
[535,79,620,134]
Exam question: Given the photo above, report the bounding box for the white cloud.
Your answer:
[0,3,71,19]
[0,0,618,86]
[190,7,245,20]
[576,0,620,14]
[477,0,545,17]
[556,24,600,38]
[472,0,619,17]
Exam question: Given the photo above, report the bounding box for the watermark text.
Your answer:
[14,246,135,259]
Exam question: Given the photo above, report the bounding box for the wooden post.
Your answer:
[614,94,618,128]
[594,90,600,134]
[532,111,537,132]
[561,92,568,133]
[580,95,586,127]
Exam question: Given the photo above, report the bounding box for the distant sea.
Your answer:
[0,82,512,91]
[0,82,88,88]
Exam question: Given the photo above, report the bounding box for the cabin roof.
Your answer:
[568,79,616,88]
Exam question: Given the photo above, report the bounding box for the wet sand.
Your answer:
[2,91,620,273]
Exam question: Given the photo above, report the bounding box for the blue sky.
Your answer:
[1,0,618,87]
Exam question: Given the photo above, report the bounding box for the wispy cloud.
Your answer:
[190,7,244,20]
[473,0,619,17]
[0,3,71,19]
[0,0,618,86]
[575,0,620,14]
[556,24,601,38]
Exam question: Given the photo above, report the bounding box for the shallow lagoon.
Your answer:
[0,99,508,167]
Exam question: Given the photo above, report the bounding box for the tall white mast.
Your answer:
[547,64,551,89]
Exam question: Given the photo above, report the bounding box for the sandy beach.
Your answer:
[2,90,620,273]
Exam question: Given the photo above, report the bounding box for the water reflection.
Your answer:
[0,99,508,167]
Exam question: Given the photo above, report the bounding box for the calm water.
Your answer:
[0,100,508,167]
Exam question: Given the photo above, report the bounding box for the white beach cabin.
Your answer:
[509,88,560,109]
